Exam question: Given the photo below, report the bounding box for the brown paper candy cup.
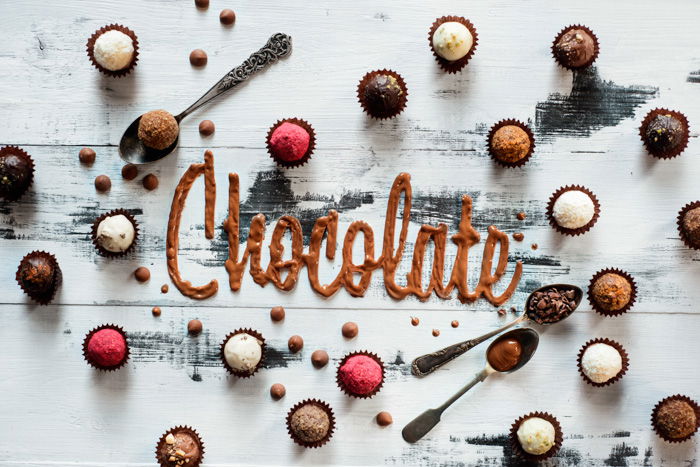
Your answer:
[155,426,205,467]
[677,201,700,250]
[546,185,601,236]
[551,24,600,70]
[90,208,139,257]
[487,119,536,168]
[82,324,129,371]
[286,399,336,448]
[266,118,316,168]
[219,328,266,377]
[428,16,478,73]
[576,338,629,387]
[0,146,35,201]
[357,69,408,119]
[587,268,637,317]
[651,395,700,443]
[86,24,139,77]
[336,350,385,399]
[639,108,690,159]
[15,251,62,305]
[509,411,563,462]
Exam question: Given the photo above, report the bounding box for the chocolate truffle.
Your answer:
[16,251,61,303]
[223,332,263,374]
[270,383,286,400]
[270,306,285,322]
[121,163,138,180]
[643,113,687,156]
[376,411,393,427]
[156,427,203,466]
[268,121,311,163]
[553,27,597,69]
[142,173,159,191]
[653,397,699,441]
[490,125,532,164]
[187,319,203,336]
[92,29,135,71]
[219,9,236,26]
[288,335,304,353]
[95,214,136,253]
[432,21,474,61]
[288,402,331,444]
[94,174,111,192]
[134,266,150,282]
[138,110,179,150]
[551,189,596,230]
[189,49,207,67]
[591,273,632,312]
[359,72,407,119]
[0,147,34,201]
[516,417,556,455]
[79,147,96,165]
[198,120,215,136]
[680,206,700,248]
[341,322,358,338]
[337,354,384,397]
[85,328,128,369]
[311,350,329,368]
[580,342,623,384]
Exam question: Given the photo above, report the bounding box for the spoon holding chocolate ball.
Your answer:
[402,328,540,443]
[411,284,581,377]
[119,33,292,164]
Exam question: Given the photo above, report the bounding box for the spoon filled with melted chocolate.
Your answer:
[411,284,581,377]
[402,328,539,443]
[119,33,292,164]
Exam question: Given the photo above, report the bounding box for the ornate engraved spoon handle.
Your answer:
[411,314,526,377]
[176,33,292,120]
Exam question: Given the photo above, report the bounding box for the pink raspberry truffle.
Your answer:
[338,354,384,396]
[269,122,310,162]
[86,328,127,368]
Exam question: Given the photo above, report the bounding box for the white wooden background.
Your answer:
[1,0,699,465]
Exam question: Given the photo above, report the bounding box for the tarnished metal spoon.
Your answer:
[411,284,582,377]
[402,327,539,443]
[119,32,292,164]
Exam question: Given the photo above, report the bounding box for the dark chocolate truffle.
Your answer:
[288,403,331,444]
[359,72,406,119]
[79,147,96,165]
[198,120,215,136]
[94,174,111,192]
[341,322,358,338]
[490,125,531,163]
[121,163,138,180]
[681,206,700,248]
[219,9,235,26]
[0,147,34,201]
[311,349,329,368]
[653,397,699,441]
[644,113,686,155]
[288,335,303,353]
[189,49,207,67]
[590,273,632,312]
[270,383,286,400]
[156,427,204,466]
[187,319,203,336]
[134,266,150,282]
[553,27,597,68]
[16,252,61,303]
[138,110,179,150]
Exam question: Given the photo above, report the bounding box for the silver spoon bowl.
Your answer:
[119,32,292,164]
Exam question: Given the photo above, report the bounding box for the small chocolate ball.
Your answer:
[270,383,286,400]
[161,284,169,293]
[199,120,215,136]
[432,329,440,337]
[270,306,285,322]
[194,0,209,8]
[121,163,138,180]
[219,9,236,26]
[288,335,303,353]
[451,320,459,328]
[410,317,420,326]
[376,411,393,427]
[341,322,358,338]
[134,266,150,282]
[187,319,203,336]
[152,306,162,317]
[94,174,111,192]
[189,49,208,67]
[79,147,96,165]
[142,173,159,191]
[311,350,329,368]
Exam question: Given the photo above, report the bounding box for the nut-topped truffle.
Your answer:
[590,273,632,312]
[552,26,598,69]
[138,110,179,150]
[640,109,690,159]
[156,427,204,466]
[0,146,34,201]
[16,251,62,304]
[432,21,473,61]
[357,70,408,119]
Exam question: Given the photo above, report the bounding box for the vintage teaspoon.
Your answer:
[402,327,539,443]
[119,32,292,164]
[411,284,582,377]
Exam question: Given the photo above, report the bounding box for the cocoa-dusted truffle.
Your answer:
[288,402,331,444]
[489,124,532,164]
[138,110,179,150]
[16,251,61,304]
[591,273,632,312]
[156,427,204,466]
[358,71,407,119]
[680,206,700,248]
[0,147,34,201]
[652,397,699,441]
[552,26,598,69]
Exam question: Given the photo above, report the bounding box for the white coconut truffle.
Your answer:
[432,22,473,61]
[93,30,134,71]
[224,333,262,372]
[96,214,135,252]
[516,417,556,455]
[581,343,622,383]
[552,190,595,229]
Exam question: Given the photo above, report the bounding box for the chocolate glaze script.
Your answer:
[166,154,523,304]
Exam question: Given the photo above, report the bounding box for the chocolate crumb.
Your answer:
[531,243,538,250]
[527,286,579,324]
[410,317,420,326]
[498,308,506,316]
[161,284,169,293]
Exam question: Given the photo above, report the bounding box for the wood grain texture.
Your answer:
[0,0,699,465]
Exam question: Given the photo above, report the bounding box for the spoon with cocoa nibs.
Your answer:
[410,284,582,377]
